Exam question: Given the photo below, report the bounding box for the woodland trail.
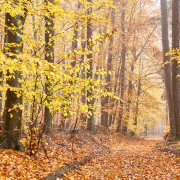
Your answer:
[143,135,163,141]
[65,137,180,179]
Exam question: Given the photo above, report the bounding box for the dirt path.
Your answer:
[65,138,180,179]
[143,135,163,141]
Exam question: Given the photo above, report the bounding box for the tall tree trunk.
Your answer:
[87,0,95,134]
[161,0,175,135]
[44,0,55,133]
[111,58,121,124]
[101,8,115,128]
[134,78,141,126]
[125,32,136,127]
[80,24,87,122]
[126,62,134,124]
[172,0,180,138]
[70,2,80,124]
[2,2,27,150]
[71,3,79,67]
[0,71,2,121]
[166,100,169,125]
[32,15,37,41]
[0,32,3,120]
[116,8,126,133]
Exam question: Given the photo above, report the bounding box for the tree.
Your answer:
[160,0,175,135]
[116,3,126,133]
[80,23,87,123]
[2,1,27,150]
[44,0,55,133]
[108,0,161,134]
[172,0,180,138]
[101,7,115,128]
[87,0,95,134]
[80,2,87,123]
[134,63,142,127]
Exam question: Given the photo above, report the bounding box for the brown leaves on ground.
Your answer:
[0,130,106,179]
[1,131,180,179]
[65,134,180,179]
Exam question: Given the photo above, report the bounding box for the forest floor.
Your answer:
[0,130,180,179]
[64,133,180,180]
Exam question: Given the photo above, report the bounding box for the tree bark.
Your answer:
[172,0,180,138]
[0,33,3,120]
[116,8,126,133]
[161,0,175,135]
[134,78,141,126]
[44,0,55,133]
[126,62,134,125]
[71,2,79,67]
[101,8,115,128]
[2,2,27,150]
[87,0,95,134]
[111,59,121,124]
[80,24,87,122]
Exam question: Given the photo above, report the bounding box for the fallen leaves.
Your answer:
[1,132,180,179]
[65,135,180,179]
[0,131,106,179]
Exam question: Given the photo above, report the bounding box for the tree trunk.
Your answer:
[166,100,168,125]
[126,62,134,126]
[125,33,136,128]
[80,0,87,123]
[161,0,175,135]
[44,0,55,133]
[0,71,2,120]
[172,0,180,138]
[111,59,121,124]
[87,0,95,134]
[134,78,141,127]
[71,2,80,67]
[116,9,126,133]
[80,26,87,122]
[101,8,115,128]
[0,32,3,120]
[2,3,27,150]
[144,124,147,137]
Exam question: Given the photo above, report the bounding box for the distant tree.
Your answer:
[116,3,126,133]
[101,7,115,128]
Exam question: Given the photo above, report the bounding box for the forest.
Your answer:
[0,0,180,179]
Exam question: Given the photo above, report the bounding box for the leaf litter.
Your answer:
[1,131,180,179]
[65,133,180,180]
[0,130,108,179]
